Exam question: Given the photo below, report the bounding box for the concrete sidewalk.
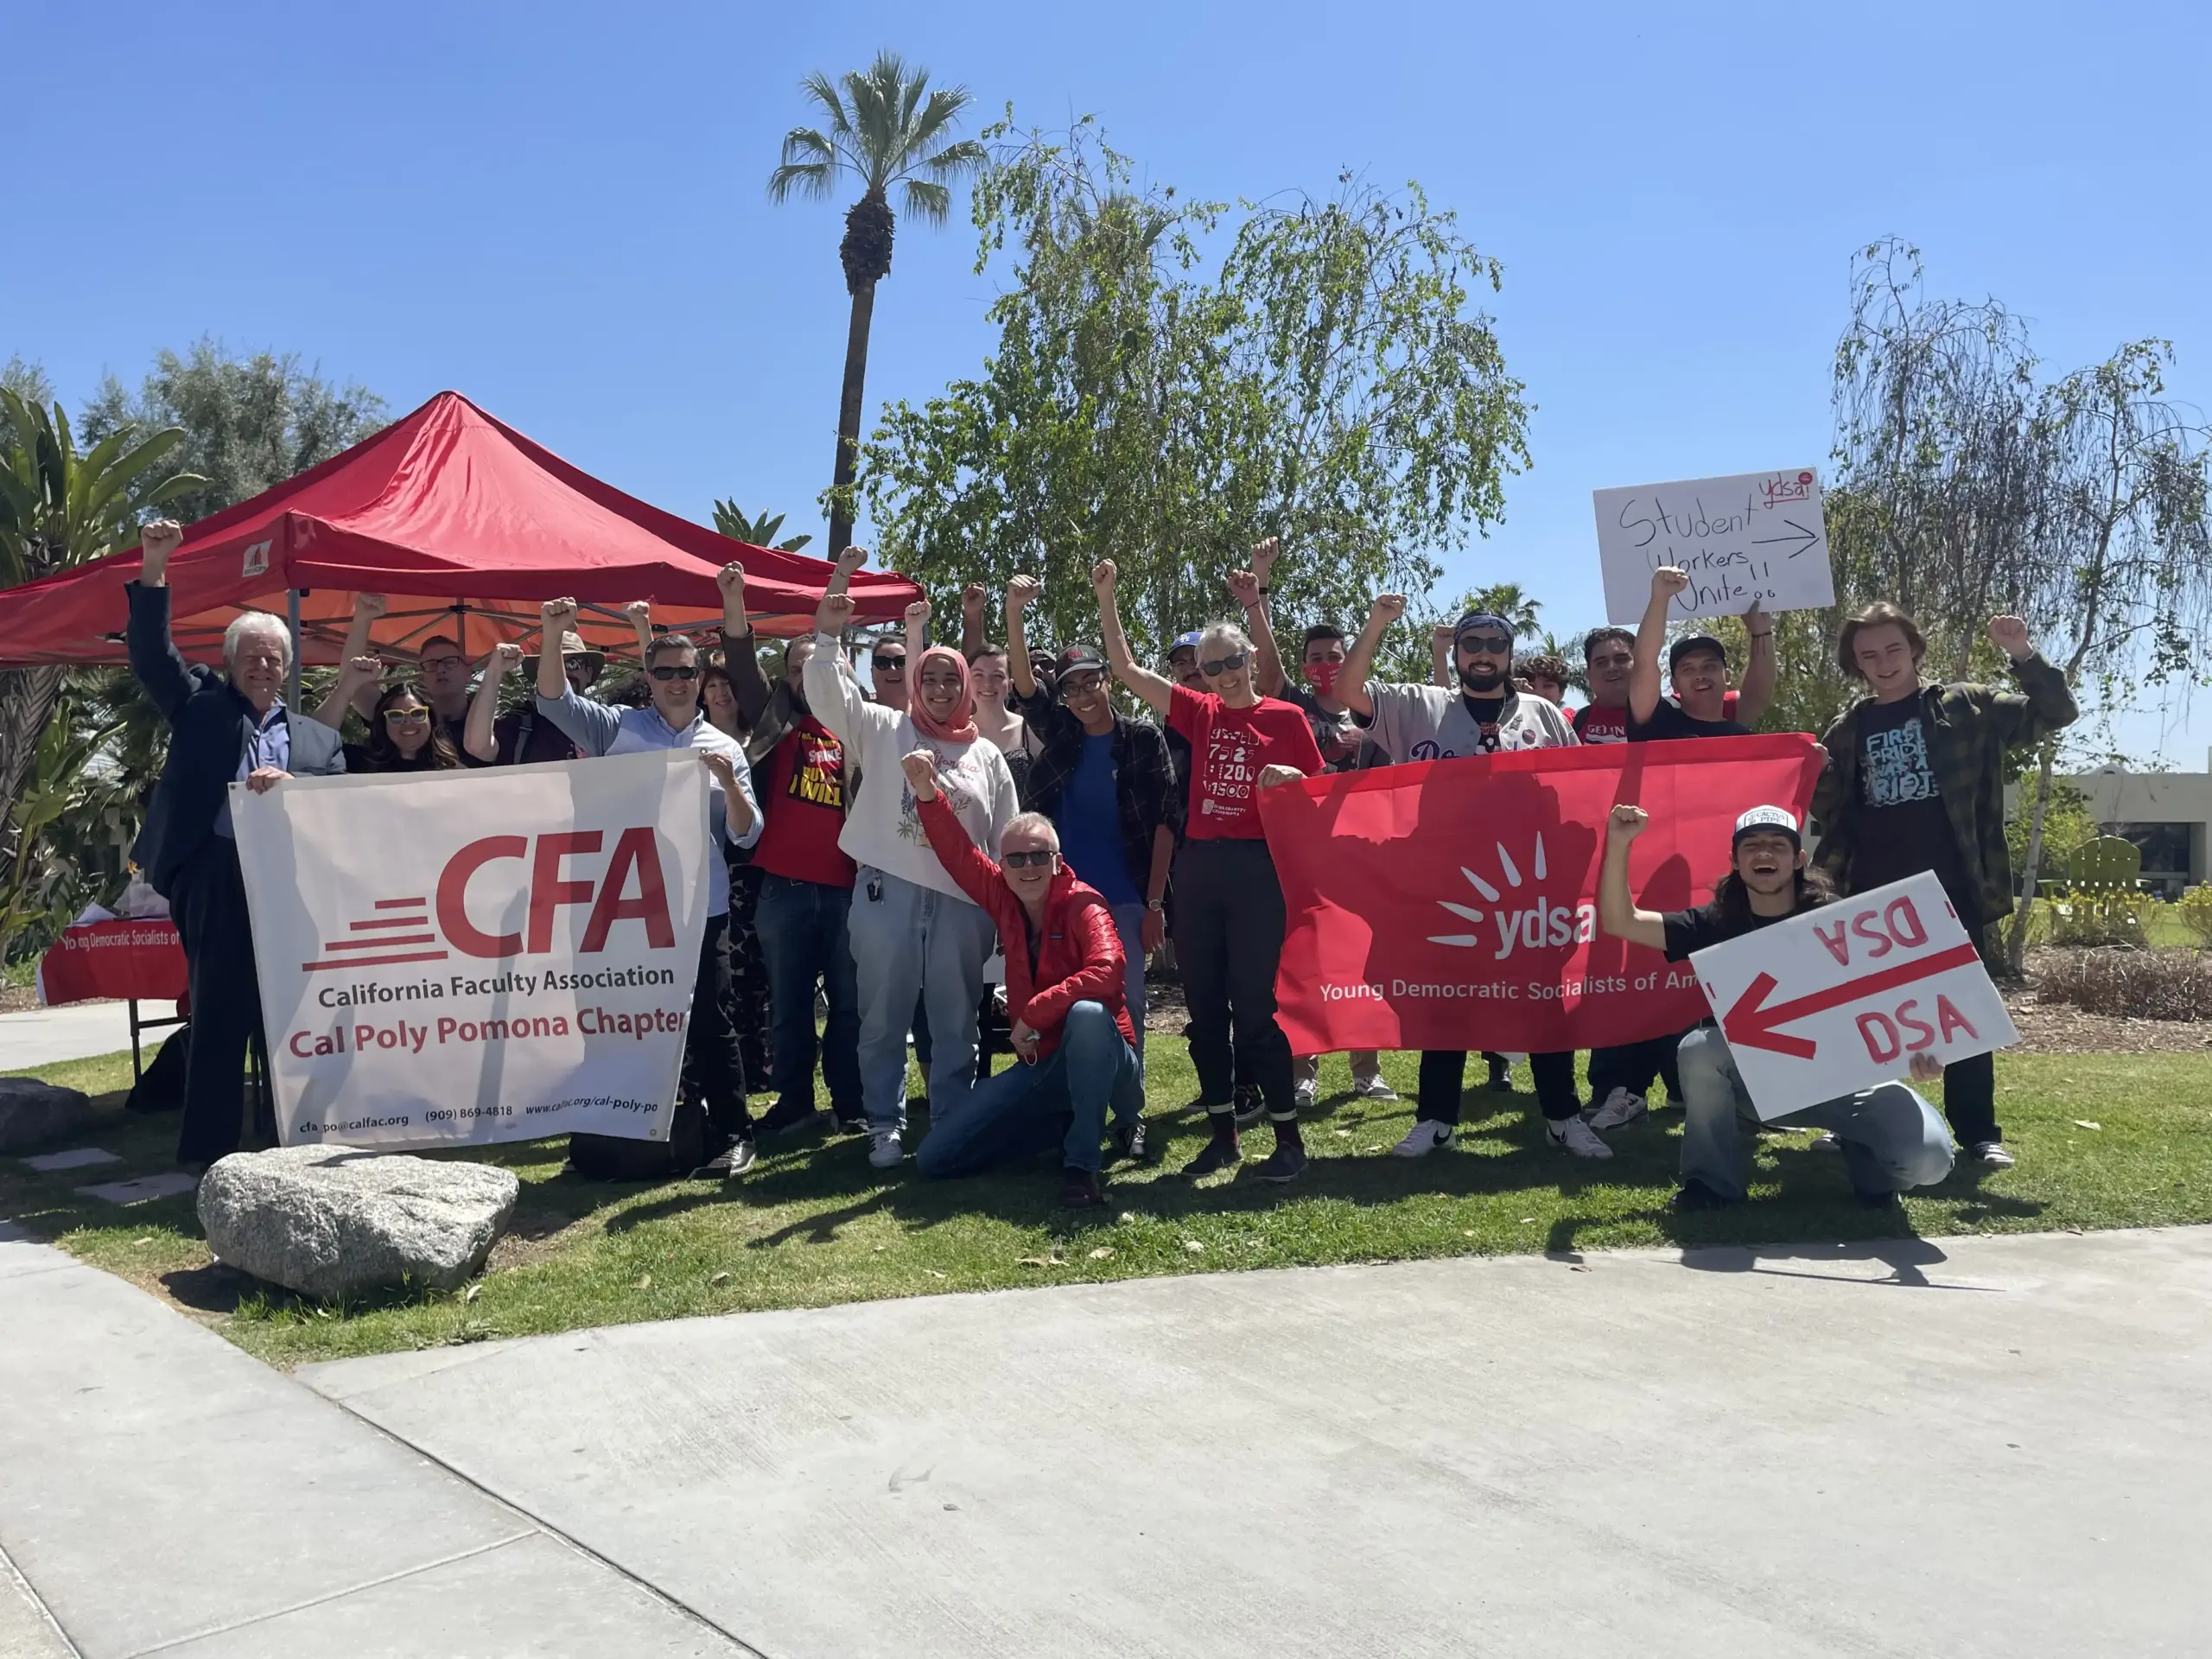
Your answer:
[0,1002,175,1072]
[0,1224,747,1658]
[302,1227,2212,1658]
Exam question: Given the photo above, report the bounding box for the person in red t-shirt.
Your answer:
[720,563,864,1135]
[1094,559,1325,1183]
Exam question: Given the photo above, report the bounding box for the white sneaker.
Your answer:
[1294,1077,1319,1109]
[1389,1120,1455,1158]
[1354,1075,1400,1101]
[1548,1116,1614,1160]
[868,1129,904,1169]
[1586,1088,1647,1132]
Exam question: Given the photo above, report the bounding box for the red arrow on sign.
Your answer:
[1721,942,1985,1059]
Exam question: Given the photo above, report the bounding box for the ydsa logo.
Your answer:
[1426,831,1594,962]
[301,830,676,971]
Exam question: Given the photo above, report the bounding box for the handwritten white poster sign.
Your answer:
[1594,468,1834,624]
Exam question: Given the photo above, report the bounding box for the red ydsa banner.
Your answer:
[36,919,188,1006]
[1262,734,1823,1054]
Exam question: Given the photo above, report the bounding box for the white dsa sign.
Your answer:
[232,749,712,1152]
[1688,872,2018,1120]
[1593,467,1835,624]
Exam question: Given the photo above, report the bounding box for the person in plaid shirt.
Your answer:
[1811,601,2078,1169]
[1004,576,1178,1095]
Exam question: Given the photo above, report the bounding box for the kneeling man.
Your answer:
[1599,804,1955,1211]
[902,752,1145,1206]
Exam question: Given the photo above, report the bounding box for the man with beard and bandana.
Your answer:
[1337,595,1612,1160]
[721,561,865,1136]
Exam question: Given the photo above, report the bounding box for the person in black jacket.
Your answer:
[126,520,347,1168]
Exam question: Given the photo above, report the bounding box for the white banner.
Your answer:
[232,749,711,1152]
[1688,872,2018,1120]
[1593,467,1834,624]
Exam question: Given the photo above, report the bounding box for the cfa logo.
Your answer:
[1425,830,1594,962]
[301,829,677,974]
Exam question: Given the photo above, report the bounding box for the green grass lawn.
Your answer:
[6,1039,2209,1370]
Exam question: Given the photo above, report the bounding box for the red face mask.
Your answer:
[1306,661,1341,698]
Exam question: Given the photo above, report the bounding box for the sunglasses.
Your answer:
[872,654,907,673]
[649,664,699,683]
[383,708,429,725]
[1001,849,1056,868]
[1458,634,1514,656]
[1199,650,1250,677]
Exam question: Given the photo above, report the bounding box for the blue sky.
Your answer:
[10,0,2209,763]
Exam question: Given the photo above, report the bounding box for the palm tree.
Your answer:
[769,51,986,553]
[1455,582,1543,641]
[0,390,200,876]
[710,501,813,552]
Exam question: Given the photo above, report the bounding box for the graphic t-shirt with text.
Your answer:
[1166,685,1325,839]
[1848,695,1966,901]
[751,714,856,888]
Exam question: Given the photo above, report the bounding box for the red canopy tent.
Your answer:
[0,390,918,669]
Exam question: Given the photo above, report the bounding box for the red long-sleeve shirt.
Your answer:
[917,791,1136,1057]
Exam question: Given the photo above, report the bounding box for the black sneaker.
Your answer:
[754,1097,822,1137]
[1183,1132,1242,1176]
[695,1139,756,1179]
[1252,1142,1308,1185]
[1060,1167,1105,1208]
[1232,1084,1264,1128]
[1670,1178,1735,1212]
[1112,1117,1154,1164]
[830,1106,869,1135]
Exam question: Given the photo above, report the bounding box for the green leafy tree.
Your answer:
[861,118,1529,662]
[1451,582,1542,639]
[0,391,200,896]
[711,501,813,552]
[769,51,986,556]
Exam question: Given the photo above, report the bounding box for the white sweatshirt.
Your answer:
[803,636,1018,902]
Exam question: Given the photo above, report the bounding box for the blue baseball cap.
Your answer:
[1167,631,1203,659]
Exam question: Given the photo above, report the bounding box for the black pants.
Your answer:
[680,912,753,1143]
[168,836,268,1166]
[1418,1050,1579,1126]
[1173,838,1294,1121]
[1587,1034,1684,1105]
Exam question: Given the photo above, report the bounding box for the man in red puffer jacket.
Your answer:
[901,750,1147,1207]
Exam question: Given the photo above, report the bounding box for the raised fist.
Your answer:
[903,600,930,635]
[1650,566,1691,600]
[716,562,747,603]
[490,641,524,673]
[1432,621,1454,648]
[1091,559,1117,594]
[1007,574,1042,613]
[1370,593,1408,626]
[834,545,868,577]
[541,597,579,633]
[1608,804,1650,840]
[899,748,940,799]
[139,519,184,577]
[962,583,988,618]
[1987,614,2032,661]
[624,599,652,622]
[817,592,855,632]
[344,654,382,681]
[353,591,388,619]
[1227,569,1262,608]
[1249,537,1281,582]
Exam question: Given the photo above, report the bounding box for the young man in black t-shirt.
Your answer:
[1599,803,1954,1211]
[1626,564,1777,741]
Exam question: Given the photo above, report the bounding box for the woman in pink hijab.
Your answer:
[803,572,1021,1170]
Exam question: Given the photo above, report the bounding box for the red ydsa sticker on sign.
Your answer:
[1688,871,2018,1121]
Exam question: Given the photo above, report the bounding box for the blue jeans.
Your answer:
[847,866,998,1133]
[754,874,861,1117]
[1109,900,1148,1068]
[1675,1027,1955,1200]
[915,1001,1143,1177]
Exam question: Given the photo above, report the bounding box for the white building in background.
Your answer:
[2023,753,2212,897]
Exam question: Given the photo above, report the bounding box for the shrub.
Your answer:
[2044,886,2153,949]
[2036,947,2212,1021]
[2178,885,2212,949]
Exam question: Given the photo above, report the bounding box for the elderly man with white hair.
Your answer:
[127,519,346,1169]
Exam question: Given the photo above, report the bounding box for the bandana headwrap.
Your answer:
[1452,612,1514,645]
[909,645,979,743]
